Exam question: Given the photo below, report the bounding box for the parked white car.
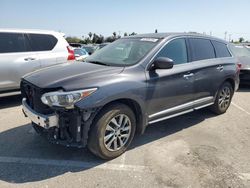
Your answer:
[0,29,75,93]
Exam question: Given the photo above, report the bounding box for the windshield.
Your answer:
[230,45,250,57]
[74,49,87,56]
[86,38,159,66]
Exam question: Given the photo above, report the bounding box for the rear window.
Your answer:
[189,38,215,61]
[212,41,231,58]
[0,32,26,53]
[27,34,58,51]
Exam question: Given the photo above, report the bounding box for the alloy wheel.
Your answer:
[104,114,132,151]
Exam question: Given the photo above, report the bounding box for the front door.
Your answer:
[145,38,195,123]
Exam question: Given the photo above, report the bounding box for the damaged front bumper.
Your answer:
[22,98,99,148]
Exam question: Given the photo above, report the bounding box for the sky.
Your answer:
[0,0,250,41]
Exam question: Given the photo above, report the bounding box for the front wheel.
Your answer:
[210,82,234,114]
[88,103,136,159]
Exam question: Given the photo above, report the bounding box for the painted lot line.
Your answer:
[231,102,250,116]
[0,156,148,172]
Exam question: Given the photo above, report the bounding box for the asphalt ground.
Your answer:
[0,86,250,188]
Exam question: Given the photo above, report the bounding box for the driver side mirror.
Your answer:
[150,57,174,70]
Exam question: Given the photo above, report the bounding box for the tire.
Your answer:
[210,82,234,115]
[88,103,136,159]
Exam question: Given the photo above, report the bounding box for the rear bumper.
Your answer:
[240,69,250,84]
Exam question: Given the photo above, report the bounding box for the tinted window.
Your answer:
[0,32,26,53]
[156,38,188,64]
[189,38,215,61]
[28,34,58,51]
[212,41,231,58]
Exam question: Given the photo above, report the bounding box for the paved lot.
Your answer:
[0,87,250,188]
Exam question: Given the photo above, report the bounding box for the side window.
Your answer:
[212,41,231,58]
[189,38,215,61]
[0,32,26,53]
[27,34,58,51]
[156,38,188,64]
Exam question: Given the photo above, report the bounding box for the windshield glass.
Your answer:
[74,49,87,56]
[86,38,159,66]
[230,45,250,57]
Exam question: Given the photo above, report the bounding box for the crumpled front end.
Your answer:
[21,80,99,148]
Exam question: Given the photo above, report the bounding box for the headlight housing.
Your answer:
[41,88,97,109]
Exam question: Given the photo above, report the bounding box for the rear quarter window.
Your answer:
[212,41,231,58]
[189,38,215,61]
[0,32,26,53]
[27,34,58,51]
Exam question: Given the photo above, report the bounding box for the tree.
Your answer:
[88,32,93,40]
[155,29,158,33]
[66,36,81,43]
[124,32,128,37]
[129,32,137,36]
[113,32,117,39]
[239,37,245,43]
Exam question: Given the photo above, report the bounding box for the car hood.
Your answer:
[23,61,124,90]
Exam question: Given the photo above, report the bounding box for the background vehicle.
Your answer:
[97,42,110,50]
[74,48,89,61]
[81,45,97,55]
[21,33,239,159]
[229,44,250,84]
[0,29,75,93]
[69,43,82,48]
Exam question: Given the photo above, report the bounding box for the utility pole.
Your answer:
[224,31,227,41]
[229,34,232,42]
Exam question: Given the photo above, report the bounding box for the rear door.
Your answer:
[188,38,230,107]
[26,33,60,68]
[0,32,40,91]
[146,38,195,123]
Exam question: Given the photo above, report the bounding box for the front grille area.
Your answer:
[21,80,55,115]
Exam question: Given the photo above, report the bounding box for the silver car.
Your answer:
[0,29,75,93]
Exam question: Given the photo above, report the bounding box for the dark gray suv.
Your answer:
[21,33,240,159]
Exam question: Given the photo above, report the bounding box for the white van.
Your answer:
[0,29,75,93]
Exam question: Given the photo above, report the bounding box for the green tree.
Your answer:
[66,36,81,43]
[113,32,117,39]
[124,32,128,37]
[129,32,137,36]
[88,32,93,40]
[239,37,245,43]
[155,29,158,33]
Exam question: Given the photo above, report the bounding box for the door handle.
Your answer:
[183,73,194,79]
[216,65,224,71]
[24,57,36,61]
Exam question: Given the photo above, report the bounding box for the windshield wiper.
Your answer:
[87,60,110,66]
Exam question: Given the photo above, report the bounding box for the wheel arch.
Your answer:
[96,98,146,135]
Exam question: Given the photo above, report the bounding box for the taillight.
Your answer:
[237,62,242,72]
[67,46,75,61]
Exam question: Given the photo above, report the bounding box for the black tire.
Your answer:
[210,82,234,115]
[88,103,136,159]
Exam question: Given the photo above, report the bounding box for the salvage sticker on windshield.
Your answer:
[140,38,159,42]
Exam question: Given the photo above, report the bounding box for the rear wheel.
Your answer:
[210,82,233,114]
[88,103,136,159]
